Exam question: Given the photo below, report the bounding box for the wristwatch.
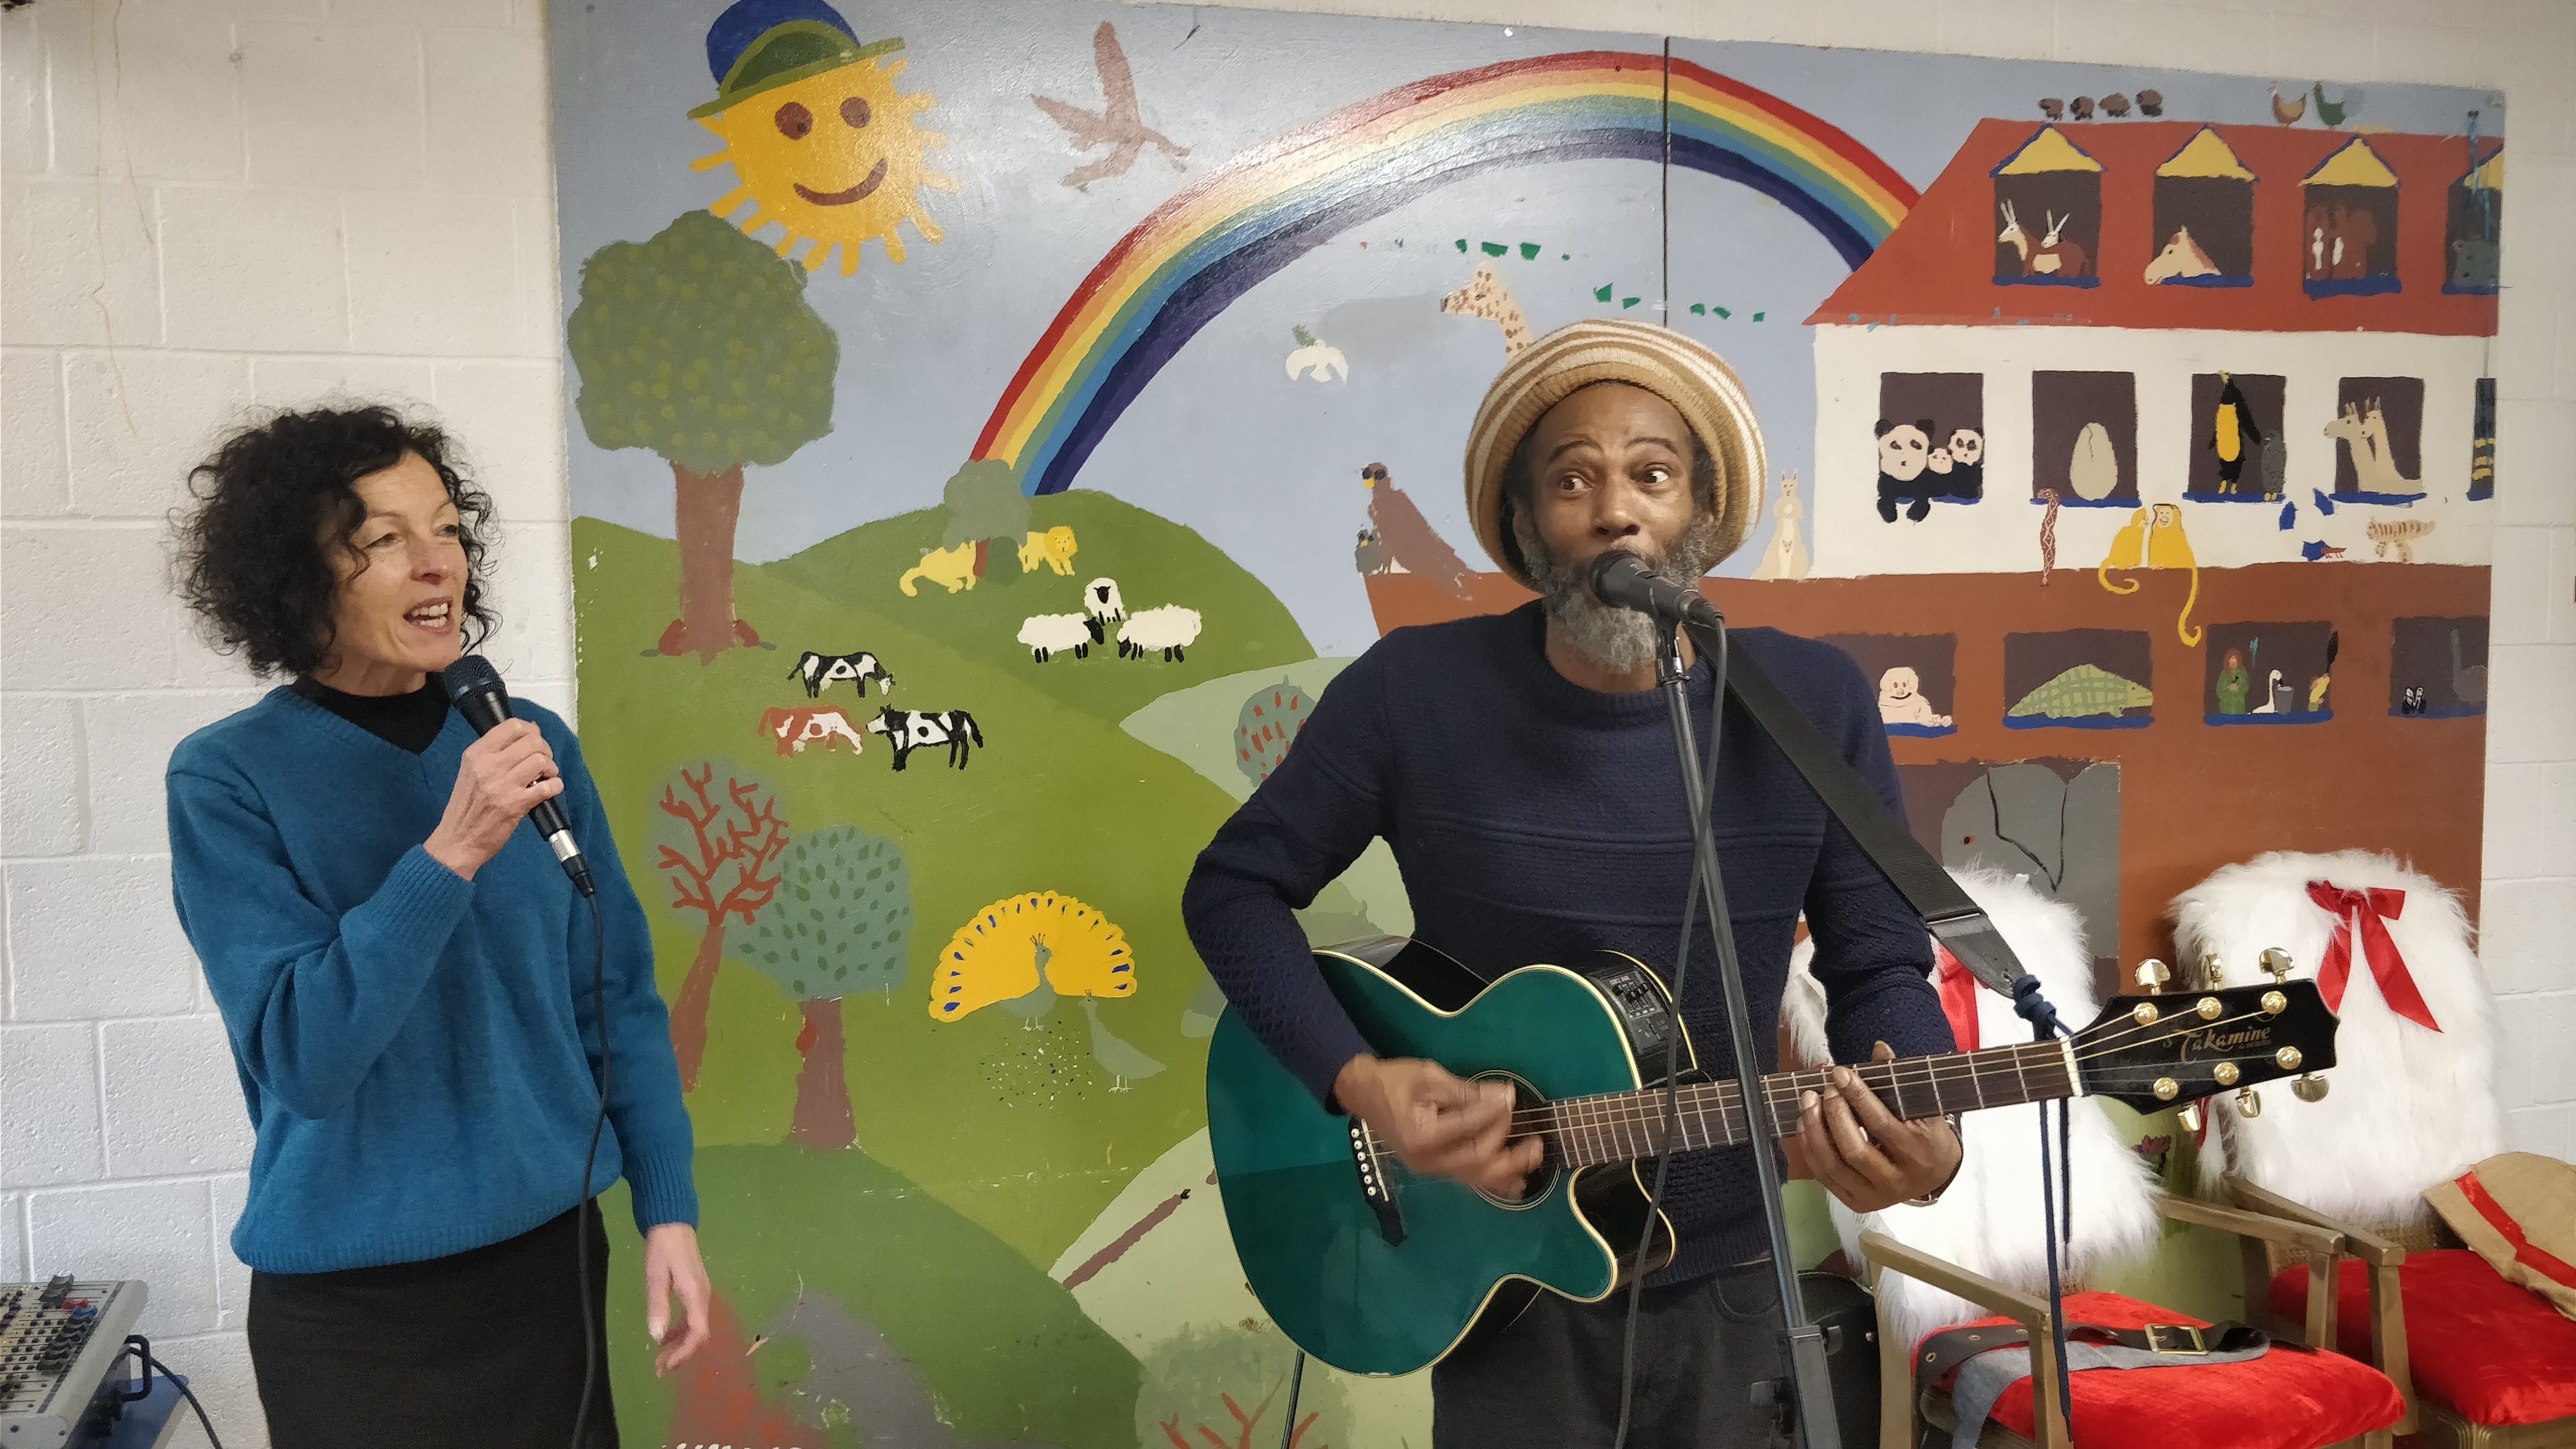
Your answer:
[1904,1113,1966,1207]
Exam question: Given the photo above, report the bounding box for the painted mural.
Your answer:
[546,2,2503,1442]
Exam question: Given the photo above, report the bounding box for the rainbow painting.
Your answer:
[972,50,1919,496]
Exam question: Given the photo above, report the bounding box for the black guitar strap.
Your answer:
[1710,631,2032,997]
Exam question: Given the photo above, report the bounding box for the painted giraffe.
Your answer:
[1441,261,1531,355]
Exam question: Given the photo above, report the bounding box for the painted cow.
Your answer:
[866,707,984,771]
[757,705,868,757]
[789,649,897,699]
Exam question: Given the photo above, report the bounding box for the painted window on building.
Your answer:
[2147,128,2255,287]
[2390,616,2487,718]
[2301,138,2400,297]
[2032,371,2137,508]
[1876,372,1985,517]
[2445,146,2502,294]
[2329,376,2426,503]
[1822,632,1960,738]
[1992,127,2101,287]
[2204,621,2337,724]
[2005,629,2153,730]
[2184,372,2286,501]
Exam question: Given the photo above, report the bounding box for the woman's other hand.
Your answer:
[423,719,562,879]
[643,1223,712,1376]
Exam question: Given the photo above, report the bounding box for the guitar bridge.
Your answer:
[1347,1119,1406,1247]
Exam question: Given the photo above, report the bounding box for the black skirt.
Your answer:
[248,1200,617,1448]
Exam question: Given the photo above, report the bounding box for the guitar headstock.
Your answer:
[2072,962,2340,1114]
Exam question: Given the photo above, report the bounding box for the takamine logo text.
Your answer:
[2177,1024,2272,1062]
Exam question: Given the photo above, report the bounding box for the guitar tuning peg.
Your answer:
[2134,959,2170,996]
[2292,1074,2330,1103]
[2200,951,2226,988]
[2235,1086,2262,1119]
[2177,1102,2204,1133]
[2260,948,2293,984]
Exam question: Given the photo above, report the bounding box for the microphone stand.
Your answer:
[1656,608,1841,1449]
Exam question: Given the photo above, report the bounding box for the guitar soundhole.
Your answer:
[1470,1072,1561,1211]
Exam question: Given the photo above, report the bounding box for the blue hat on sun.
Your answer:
[693,0,901,120]
[703,0,855,82]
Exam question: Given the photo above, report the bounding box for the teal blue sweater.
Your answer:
[168,689,697,1274]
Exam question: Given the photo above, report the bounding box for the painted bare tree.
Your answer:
[745,825,912,1150]
[566,208,839,661]
[651,761,790,1092]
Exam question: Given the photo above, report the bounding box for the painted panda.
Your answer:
[1874,418,1936,522]
[1939,426,1986,501]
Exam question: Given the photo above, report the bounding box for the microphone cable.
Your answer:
[569,887,610,1449]
[1610,617,1727,1449]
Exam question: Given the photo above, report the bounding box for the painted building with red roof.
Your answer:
[1801,118,2501,578]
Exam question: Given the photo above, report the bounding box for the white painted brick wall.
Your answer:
[1,2,558,1441]
[1,1,2568,1443]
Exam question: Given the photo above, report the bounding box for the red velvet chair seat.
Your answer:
[2272,1248,2576,1427]
[1923,1290,2405,1449]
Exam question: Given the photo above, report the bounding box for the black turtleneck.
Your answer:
[289,673,450,754]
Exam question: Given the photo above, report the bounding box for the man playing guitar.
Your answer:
[1182,320,1963,1447]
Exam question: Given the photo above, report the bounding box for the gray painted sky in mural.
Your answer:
[547,0,2500,659]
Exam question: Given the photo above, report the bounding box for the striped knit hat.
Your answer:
[1463,319,1765,590]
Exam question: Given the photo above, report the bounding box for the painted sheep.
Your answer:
[1117,605,1203,661]
[1017,612,1092,662]
[1081,577,1126,643]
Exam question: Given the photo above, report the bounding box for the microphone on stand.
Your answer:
[440,656,595,897]
[1587,550,1724,631]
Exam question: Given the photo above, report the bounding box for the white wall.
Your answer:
[1,0,2568,1443]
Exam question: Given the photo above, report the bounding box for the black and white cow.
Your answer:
[866,707,984,771]
[790,649,897,699]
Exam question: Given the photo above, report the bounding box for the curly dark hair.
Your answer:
[173,405,498,679]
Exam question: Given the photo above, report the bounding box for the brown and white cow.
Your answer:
[757,705,868,757]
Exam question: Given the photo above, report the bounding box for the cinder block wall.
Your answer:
[2,0,2568,1442]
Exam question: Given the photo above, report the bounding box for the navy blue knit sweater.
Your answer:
[1181,602,1954,1281]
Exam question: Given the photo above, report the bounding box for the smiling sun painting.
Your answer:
[689,3,958,276]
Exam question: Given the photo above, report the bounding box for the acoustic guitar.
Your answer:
[1205,936,2340,1377]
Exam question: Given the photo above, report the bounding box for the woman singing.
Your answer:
[167,406,708,1446]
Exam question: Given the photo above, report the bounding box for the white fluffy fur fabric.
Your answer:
[2171,849,2503,1227]
[1786,869,2160,1347]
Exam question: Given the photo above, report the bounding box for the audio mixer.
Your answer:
[0,1277,149,1446]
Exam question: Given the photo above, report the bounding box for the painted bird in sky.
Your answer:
[1031,22,1190,188]
[1361,462,1475,598]
[2271,85,2308,125]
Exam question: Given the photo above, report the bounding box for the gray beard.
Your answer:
[1516,510,1724,674]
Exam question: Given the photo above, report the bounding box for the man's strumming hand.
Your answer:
[1333,1056,1546,1200]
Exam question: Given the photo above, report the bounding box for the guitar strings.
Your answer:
[1505,1005,2284,1161]
[1519,1000,2281,1133]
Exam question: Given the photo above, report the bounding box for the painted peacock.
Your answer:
[928,891,1136,1021]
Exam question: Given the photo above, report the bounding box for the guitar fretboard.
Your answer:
[1538,1040,2078,1169]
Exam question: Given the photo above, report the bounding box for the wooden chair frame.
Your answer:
[1860,1195,2390,1449]
[2220,1174,2576,1449]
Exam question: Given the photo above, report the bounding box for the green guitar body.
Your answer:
[1205,940,1684,1377]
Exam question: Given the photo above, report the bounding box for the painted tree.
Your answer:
[566,208,839,661]
[745,825,912,1150]
[650,761,789,1092]
[1137,1327,1351,1449]
[939,458,1029,551]
[1234,678,1313,787]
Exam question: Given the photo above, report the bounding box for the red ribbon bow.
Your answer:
[1933,942,1982,1053]
[2304,880,2440,1032]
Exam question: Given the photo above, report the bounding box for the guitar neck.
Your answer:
[1543,1038,2080,1169]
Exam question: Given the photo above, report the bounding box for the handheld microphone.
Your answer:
[1587,550,1724,631]
[441,655,595,897]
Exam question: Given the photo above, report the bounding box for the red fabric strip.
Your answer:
[2303,880,2440,1032]
[1934,943,1981,1053]
[2457,1171,2576,1293]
